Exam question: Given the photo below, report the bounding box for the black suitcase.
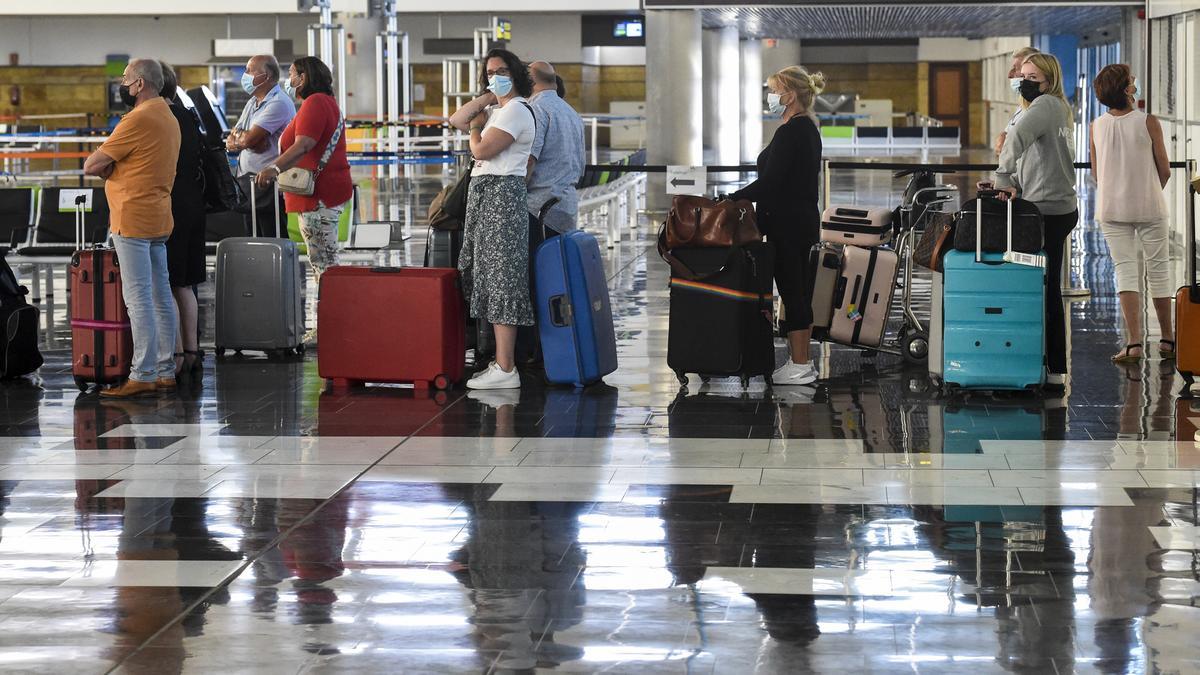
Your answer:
[953,196,1043,255]
[0,256,41,379]
[423,227,462,269]
[667,242,776,388]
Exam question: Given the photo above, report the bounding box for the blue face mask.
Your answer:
[1009,77,1023,93]
[1132,79,1142,101]
[283,77,297,99]
[488,75,513,98]
[241,71,259,96]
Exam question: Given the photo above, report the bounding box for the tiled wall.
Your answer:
[0,65,212,129]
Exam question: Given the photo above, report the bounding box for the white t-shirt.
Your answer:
[472,98,536,177]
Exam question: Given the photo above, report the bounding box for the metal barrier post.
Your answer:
[591,118,599,167]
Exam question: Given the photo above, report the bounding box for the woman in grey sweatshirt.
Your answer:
[993,52,1078,391]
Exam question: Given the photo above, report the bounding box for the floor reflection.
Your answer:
[0,164,1198,672]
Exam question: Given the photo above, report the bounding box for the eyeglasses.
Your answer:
[485,68,512,77]
[121,76,143,86]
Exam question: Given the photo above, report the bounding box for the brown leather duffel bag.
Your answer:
[663,195,760,249]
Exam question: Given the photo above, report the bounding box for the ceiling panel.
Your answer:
[700,6,1126,39]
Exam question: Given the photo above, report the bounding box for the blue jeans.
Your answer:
[111,234,177,383]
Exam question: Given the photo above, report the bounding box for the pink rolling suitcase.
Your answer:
[821,205,893,246]
[830,245,898,348]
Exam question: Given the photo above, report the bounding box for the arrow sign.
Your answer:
[666,165,707,195]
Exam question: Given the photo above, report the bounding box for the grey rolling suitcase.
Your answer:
[214,181,305,358]
[423,227,462,269]
[929,270,943,384]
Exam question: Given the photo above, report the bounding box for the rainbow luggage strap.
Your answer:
[670,278,768,303]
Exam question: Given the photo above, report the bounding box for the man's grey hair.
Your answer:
[259,55,281,82]
[529,61,556,86]
[129,58,165,94]
[1012,46,1040,61]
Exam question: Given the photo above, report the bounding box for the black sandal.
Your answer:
[1159,339,1176,359]
[1111,343,1143,364]
[173,352,186,377]
[184,350,203,374]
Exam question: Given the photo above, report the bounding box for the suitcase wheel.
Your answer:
[74,376,89,393]
[432,374,451,390]
[295,344,306,356]
[674,371,688,387]
[902,331,929,365]
[215,347,226,358]
[739,375,750,389]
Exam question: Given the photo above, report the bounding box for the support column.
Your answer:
[704,26,741,170]
[646,10,702,212]
[740,39,763,163]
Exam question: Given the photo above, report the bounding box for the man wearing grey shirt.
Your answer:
[227,54,295,235]
[526,61,585,235]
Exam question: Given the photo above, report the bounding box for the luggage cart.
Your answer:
[815,175,956,365]
[892,180,958,364]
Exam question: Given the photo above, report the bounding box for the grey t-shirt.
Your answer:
[527,91,585,232]
[233,85,296,176]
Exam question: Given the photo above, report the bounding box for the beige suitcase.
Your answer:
[808,242,841,336]
[830,245,898,348]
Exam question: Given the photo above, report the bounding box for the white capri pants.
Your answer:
[1099,219,1175,298]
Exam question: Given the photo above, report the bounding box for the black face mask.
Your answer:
[118,83,137,108]
[1018,79,1043,103]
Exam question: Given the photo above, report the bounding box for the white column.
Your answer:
[712,26,741,169]
[740,39,763,163]
[645,9,703,212]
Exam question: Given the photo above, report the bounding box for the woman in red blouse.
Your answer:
[255,56,351,346]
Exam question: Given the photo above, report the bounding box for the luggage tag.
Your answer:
[846,303,862,322]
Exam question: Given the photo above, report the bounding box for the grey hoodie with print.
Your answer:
[993,94,1077,216]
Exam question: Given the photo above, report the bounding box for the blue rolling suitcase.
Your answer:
[535,229,618,387]
[942,196,1046,391]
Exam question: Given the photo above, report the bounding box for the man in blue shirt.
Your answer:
[227,54,295,236]
[526,61,585,236]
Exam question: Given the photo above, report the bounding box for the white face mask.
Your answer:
[766,92,785,115]
[1009,77,1023,93]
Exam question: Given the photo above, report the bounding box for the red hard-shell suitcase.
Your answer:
[317,266,465,390]
[67,193,132,392]
[70,248,133,391]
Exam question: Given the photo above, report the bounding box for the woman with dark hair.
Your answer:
[447,49,537,390]
[255,56,351,346]
[158,61,207,378]
[1090,63,1174,363]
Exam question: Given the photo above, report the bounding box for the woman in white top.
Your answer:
[1089,63,1174,363]
[449,49,537,390]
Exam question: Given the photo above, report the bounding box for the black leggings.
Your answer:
[1043,210,1078,375]
[770,233,817,335]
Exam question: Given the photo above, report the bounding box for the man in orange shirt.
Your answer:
[83,58,181,398]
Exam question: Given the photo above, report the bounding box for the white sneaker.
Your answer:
[466,361,521,390]
[772,360,818,386]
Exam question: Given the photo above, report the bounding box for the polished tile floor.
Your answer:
[1,170,1198,674]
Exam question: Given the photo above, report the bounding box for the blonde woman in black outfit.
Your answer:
[730,66,826,386]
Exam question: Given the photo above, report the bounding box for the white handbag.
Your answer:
[277,116,344,196]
